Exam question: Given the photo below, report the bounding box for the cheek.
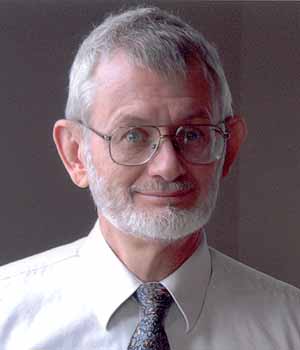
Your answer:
[89,139,117,179]
[89,138,110,164]
[91,149,145,188]
[191,163,219,193]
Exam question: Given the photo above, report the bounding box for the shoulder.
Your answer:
[0,236,89,322]
[208,246,300,328]
[197,248,300,347]
[0,236,87,283]
[0,235,92,347]
[209,247,300,300]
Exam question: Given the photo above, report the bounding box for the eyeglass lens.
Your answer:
[110,125,224,165]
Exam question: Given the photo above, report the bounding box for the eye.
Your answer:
[114,127,151,146]
[180,127,205,144]
[126,129,142,143]
[124,128,147,143]
[185,130,201,141]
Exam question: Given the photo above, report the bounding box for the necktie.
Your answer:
[128,282,173,350]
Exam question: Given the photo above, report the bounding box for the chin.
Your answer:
[103,200,214,242]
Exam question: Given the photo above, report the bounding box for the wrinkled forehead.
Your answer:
[93,50,211,87]
[89,52,215,128]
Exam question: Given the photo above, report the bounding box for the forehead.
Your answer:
[90,52,212,127]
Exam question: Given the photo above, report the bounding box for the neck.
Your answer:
[99,215,203,282]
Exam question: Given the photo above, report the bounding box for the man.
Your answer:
[0,6,299,350]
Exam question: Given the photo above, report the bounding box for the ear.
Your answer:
[222,115,247,178]
[53,119,89,188]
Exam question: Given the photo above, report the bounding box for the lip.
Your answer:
[133,188,196,207]
[135,189,193,198]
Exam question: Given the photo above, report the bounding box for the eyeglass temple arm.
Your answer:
[218,118,230,140]
[75,120,112,141]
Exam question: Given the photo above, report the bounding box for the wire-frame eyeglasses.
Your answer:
[76,119,230,166]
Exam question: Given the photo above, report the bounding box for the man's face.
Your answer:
[84,52,224,241]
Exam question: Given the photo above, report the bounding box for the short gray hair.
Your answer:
[65,6,233,123]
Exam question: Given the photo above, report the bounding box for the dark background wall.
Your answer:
[0,1,299,288]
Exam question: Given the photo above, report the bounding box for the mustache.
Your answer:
[130,180,195,193]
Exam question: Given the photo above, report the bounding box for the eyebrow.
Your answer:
[114,115,149,127]
[181,113,211,124]
[184,107,212,120]
[111,111,211,126]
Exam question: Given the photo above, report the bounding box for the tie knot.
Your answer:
[135,283,173,314]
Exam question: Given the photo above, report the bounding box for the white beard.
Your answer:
[84,149,222,242]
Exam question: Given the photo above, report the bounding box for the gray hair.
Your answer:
[65,6,233,123]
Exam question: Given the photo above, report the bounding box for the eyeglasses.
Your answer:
[77,120,229,166]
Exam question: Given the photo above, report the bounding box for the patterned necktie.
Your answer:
[128,282,173,350]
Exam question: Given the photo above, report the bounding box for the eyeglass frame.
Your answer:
[75,119,230,166]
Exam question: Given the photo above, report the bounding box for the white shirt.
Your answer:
[0,221,300,350]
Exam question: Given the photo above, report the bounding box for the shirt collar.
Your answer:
[79,221,141,329]
[79,221,211,333]
[161,232,212,333]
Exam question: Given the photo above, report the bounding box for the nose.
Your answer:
[146,137,187,182]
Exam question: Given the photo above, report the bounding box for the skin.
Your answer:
[53,52,247,282]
